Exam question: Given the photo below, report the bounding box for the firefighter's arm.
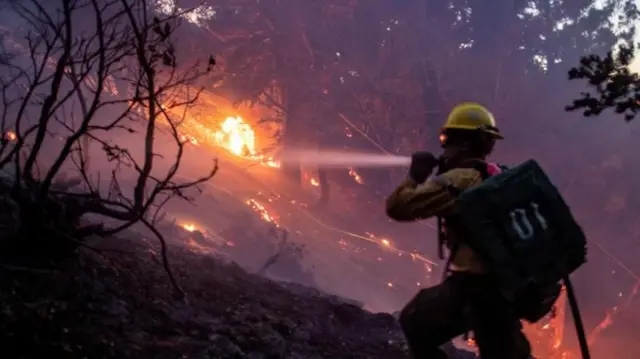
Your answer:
[385,168,483,221]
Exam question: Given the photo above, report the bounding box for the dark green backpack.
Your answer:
[450,159,587,291]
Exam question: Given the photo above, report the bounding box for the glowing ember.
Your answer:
[380,239,391,247]
[344,126,353,137]
[180,134,199,145]
[309,178,320,187]
[348,167,364,184]
[467,338,476,347]
[245,198,279,226]
[182,223,197,232]
[5,131,16,141]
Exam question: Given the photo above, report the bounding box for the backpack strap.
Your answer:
[460,159,491,180]
[434,159,496,282]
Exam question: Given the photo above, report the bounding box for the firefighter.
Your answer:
[386,102,532,359]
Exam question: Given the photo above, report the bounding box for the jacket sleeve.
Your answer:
[385,168,483,221]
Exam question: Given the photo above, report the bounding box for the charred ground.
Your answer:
[0,233,477,359]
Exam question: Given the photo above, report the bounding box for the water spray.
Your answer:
[281,150,411,168]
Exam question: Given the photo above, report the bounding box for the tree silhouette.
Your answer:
[566,44,640,121]
[0,0,217,295]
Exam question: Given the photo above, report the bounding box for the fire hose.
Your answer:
[564,276,590,359]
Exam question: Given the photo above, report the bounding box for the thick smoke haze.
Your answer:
[2,0,640,358]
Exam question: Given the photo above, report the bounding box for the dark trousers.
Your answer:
[399,272,532,359]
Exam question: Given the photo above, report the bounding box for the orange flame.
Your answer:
[214,116,256,156]
[182,223,197,232]
[213,116,279,167]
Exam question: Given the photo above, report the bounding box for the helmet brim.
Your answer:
[442,125,504,140]
[485,130,504,140]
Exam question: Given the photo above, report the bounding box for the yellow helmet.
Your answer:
[441,102,503,139]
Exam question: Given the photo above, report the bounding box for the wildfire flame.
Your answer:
[182,223,197,232]
[213,116,279,167]
[214,116,256,156]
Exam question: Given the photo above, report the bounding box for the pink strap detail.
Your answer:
[486,162,502,176]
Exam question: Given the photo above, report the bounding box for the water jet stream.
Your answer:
[281,150,410,168]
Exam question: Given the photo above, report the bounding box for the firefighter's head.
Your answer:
[439,102,503,158]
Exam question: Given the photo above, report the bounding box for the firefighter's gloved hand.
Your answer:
[409,151,438,183]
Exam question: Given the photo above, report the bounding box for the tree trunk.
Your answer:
[281,83,303,185]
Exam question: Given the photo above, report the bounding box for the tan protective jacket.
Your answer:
[385,167,487,273]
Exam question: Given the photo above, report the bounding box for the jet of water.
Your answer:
[281,150,411,168]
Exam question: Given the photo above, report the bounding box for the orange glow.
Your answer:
[552,287,567,349]
[245,198,279,226]
[214,116,257,156]
[380,239,391,247]
[182,223,197,232]
[467,338,476,347]
[180,134,199,145]
[348,167,364,184]
[5,131,16,142]
[588,311,614,345]
[212,116,280,167]
[262,158,280,168]
[309,178,320,187]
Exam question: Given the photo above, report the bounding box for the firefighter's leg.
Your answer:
[470,282,532,359]
[398,276,469,359]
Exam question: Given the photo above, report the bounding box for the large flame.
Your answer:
[214,116,257,156]
[213,116,279,167]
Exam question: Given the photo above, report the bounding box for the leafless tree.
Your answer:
[0,0,217,295]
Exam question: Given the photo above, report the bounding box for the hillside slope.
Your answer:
[0,235,479,359]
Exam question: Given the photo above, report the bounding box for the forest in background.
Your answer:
[1,0,640,358]
[172,0,640,354]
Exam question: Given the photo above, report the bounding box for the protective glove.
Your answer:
[408,151,438,183]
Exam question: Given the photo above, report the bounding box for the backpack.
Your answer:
[439,159,587,322]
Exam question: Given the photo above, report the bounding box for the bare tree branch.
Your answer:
[0,0,218,282]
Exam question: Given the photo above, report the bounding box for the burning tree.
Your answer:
[0,0,216,292]
[192,1,368,205]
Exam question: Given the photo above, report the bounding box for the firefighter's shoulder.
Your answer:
[431,167,484,190]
